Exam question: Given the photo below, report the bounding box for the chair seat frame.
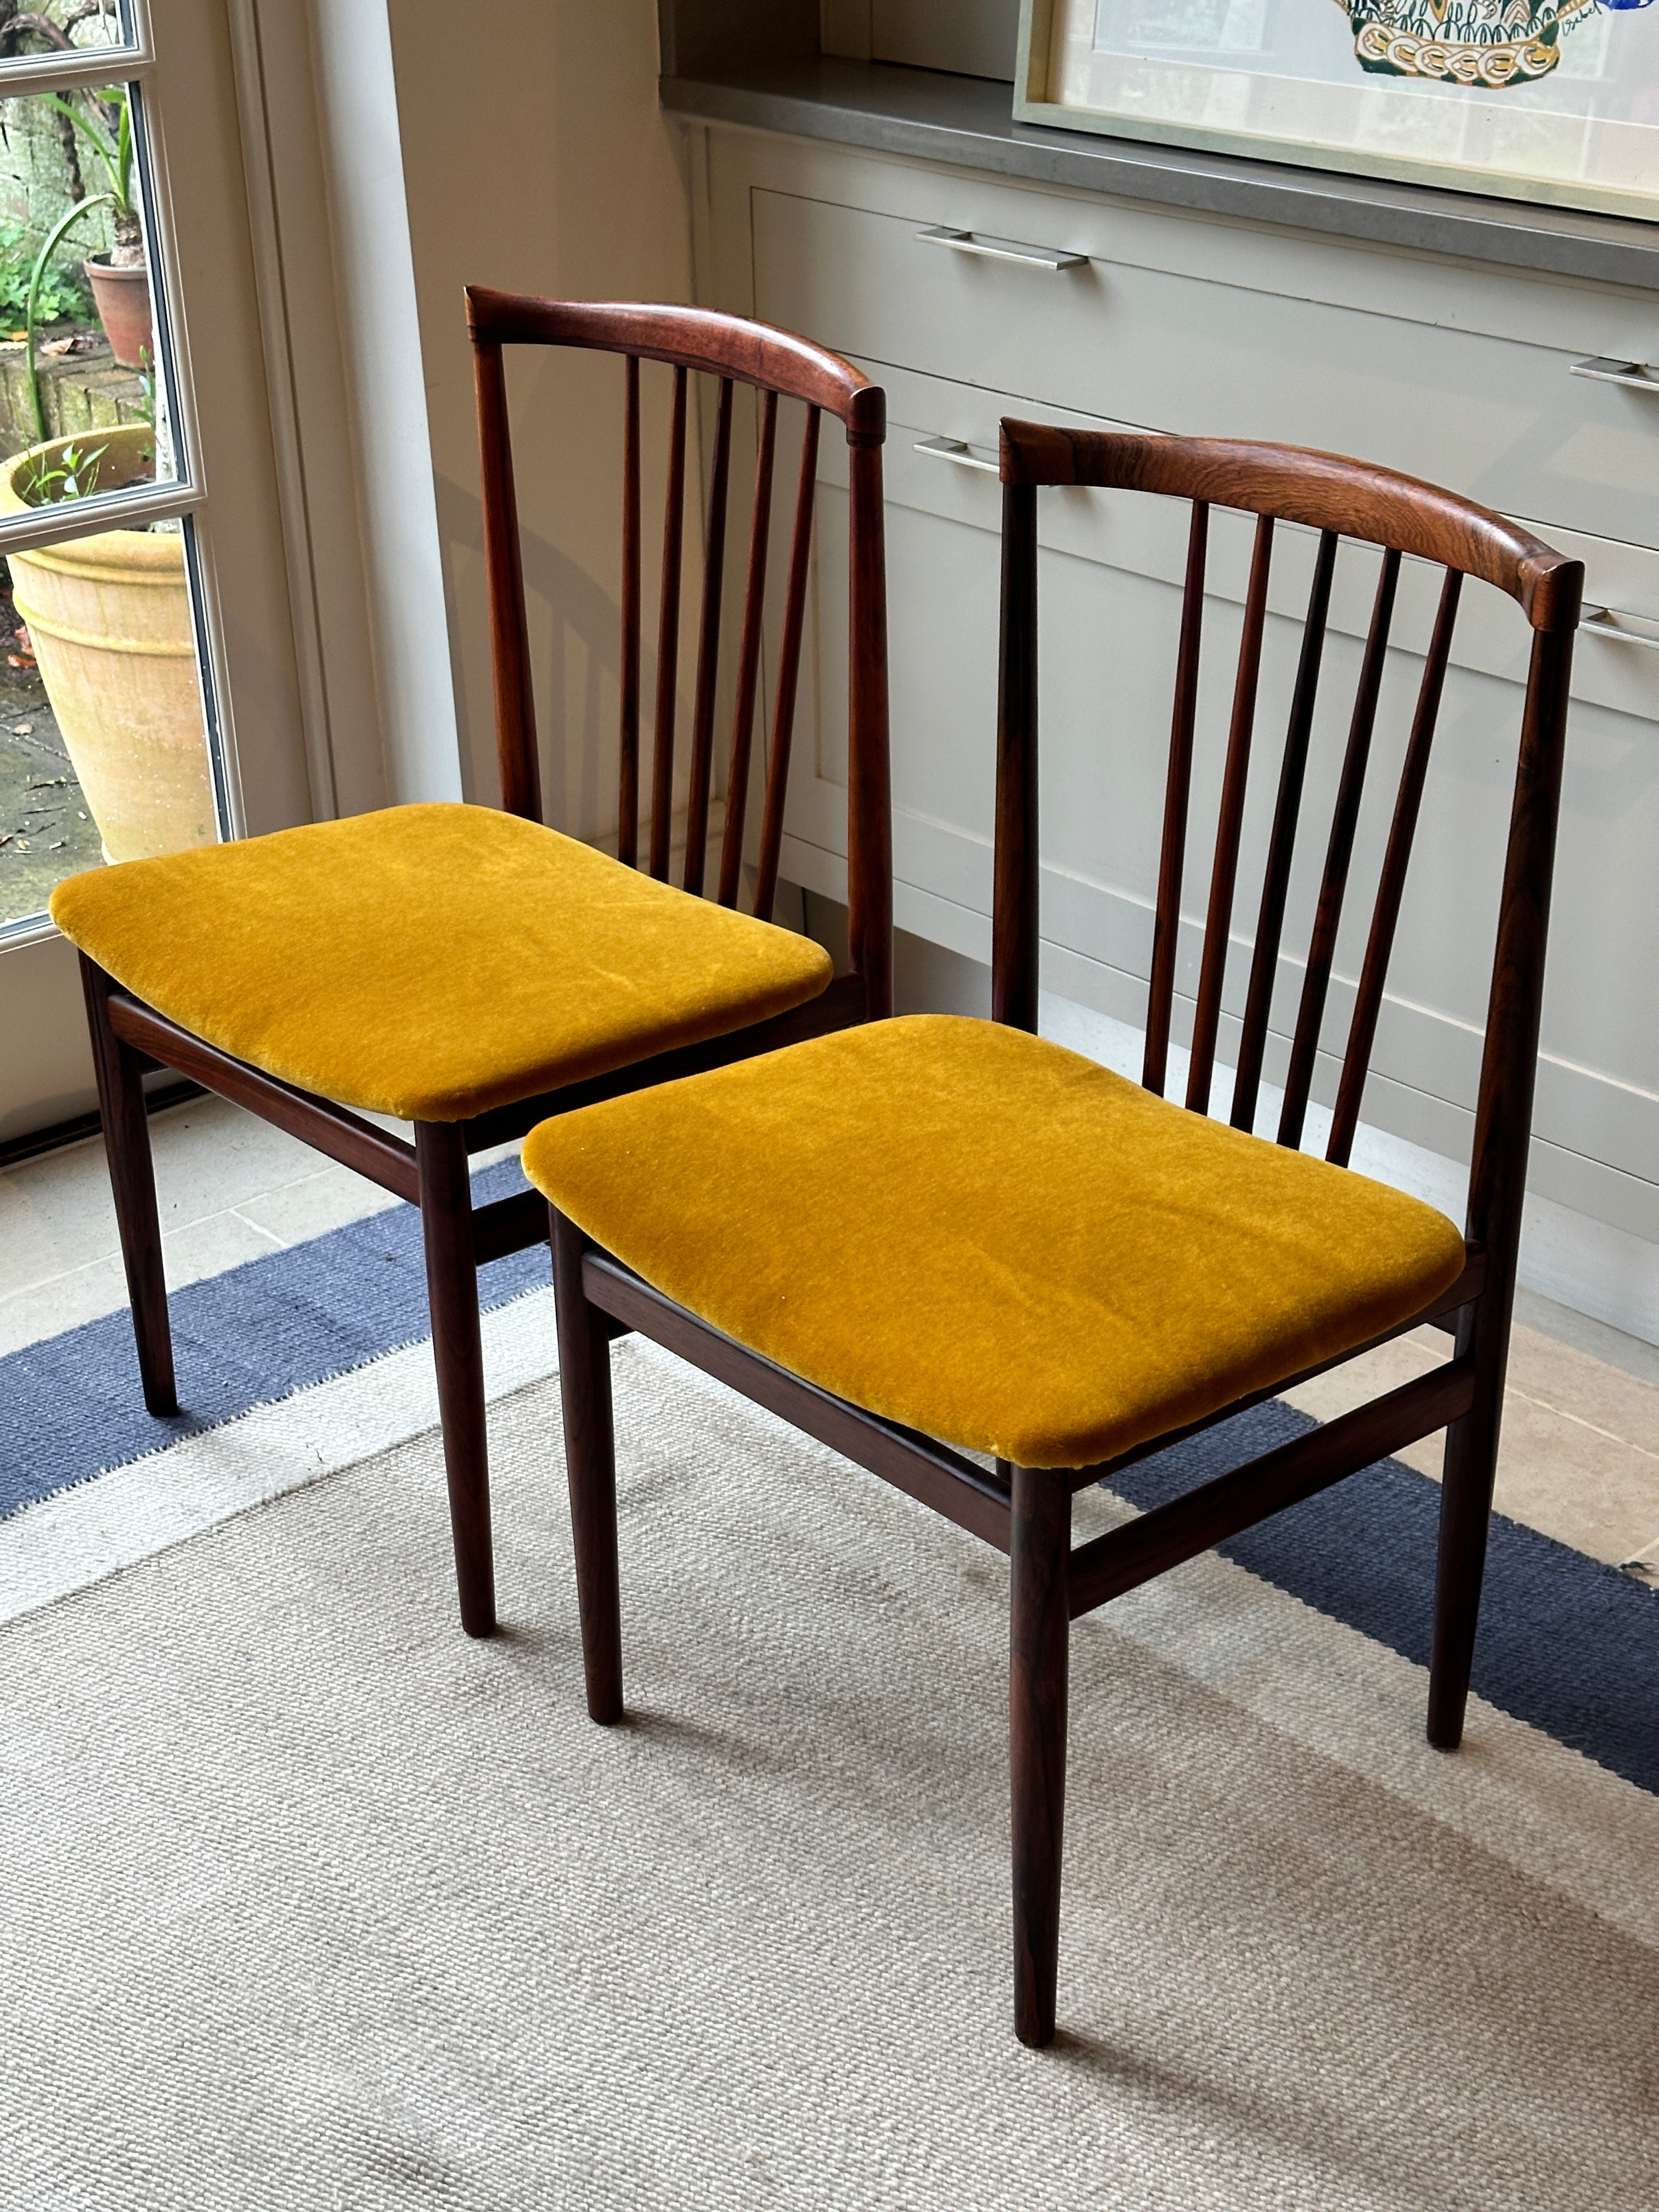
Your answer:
[545,423,1582,2048]
[75,293,892,1640]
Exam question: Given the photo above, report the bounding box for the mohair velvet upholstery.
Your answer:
[48,803,832,1123]
[522,1016,1468,1469]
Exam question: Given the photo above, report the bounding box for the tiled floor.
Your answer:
[4,1091,1658,1581]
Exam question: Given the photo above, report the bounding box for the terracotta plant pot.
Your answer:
[1,425,213,862]
[83,254,153,370]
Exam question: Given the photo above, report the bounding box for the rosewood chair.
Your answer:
[47,292,891,1638]
[521,425,1581,2045]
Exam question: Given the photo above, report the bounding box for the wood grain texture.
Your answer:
[80,957,177,1417]
[415,1121,496,1639]
[583,1252,1014,1552]
[1143,499,1207,1095]
[105,992,420,1202]
[552,1209,624,1724]
[718,386,778,910]
[997,422,1582,630]
[1429,616,1578,1748]
[994,479,1040,1033]
[1328,567,1463,1168]
[466,287,883,436]
[1231,529,1338,1135]
[845,432,894,1020]
[683,375,735,898]
[1069,1358,1476,1620]
[1278,546,1402,1150]
[1010,1466,1070,2049]
[1187,512,1274,1114]
[752,404,821,923]
[471,338,540,822]
[650,365,690,883]
[620,353,642,868]
[1068,1249,1487,1495]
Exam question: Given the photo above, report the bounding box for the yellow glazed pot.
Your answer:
[1,426,213,862]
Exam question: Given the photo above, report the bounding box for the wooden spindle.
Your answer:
[1230,529,1339,1133]
[618,354,641,866]
[752,404,821,923]
[845,409,893,1019]
[1186,512,1274,1116]
[1278,546,1402,1149]
[472,337,540,822]
[717,388,778,908]
[1327,567,1461,1165]
[995,479,1041,1032]
[649,363,689,881]
[683,376,734,896]
[1143,501,1208,1094]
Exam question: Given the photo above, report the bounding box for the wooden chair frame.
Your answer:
[75,292,891,1639]
[548,423,1582,2046]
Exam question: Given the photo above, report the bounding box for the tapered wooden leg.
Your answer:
[1010,1464,1070,2048]
[415,1121,495,1639]
[551,1207,623,1724]
[79,956,177,1416]
[1427,1384,1502,1750]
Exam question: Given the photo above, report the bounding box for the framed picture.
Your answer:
[1013,0,1659,222]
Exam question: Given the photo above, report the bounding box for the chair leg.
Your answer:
[78,956,177,1417]
[1427,1376,1503,1751]
[550,1207,623,1724]
[1009,1464,1070,2049]
[414,1121,496,1639]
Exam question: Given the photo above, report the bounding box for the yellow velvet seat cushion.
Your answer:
[523,1015,1466,1470]
[48,803,832,1123]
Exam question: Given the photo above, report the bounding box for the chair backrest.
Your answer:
[995,424,1582,1287]
[466,289,891,1017]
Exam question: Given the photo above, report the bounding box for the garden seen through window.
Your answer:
[0,1,216,932]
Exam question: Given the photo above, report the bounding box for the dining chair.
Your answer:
[521,424,1581,2045]
[47,292,891,1639]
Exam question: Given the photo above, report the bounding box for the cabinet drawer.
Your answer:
[753,189,1659,553]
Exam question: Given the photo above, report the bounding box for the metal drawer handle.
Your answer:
[1570,357,1659,395]
[916,224,1086,272]
[913,435,1000,475]
[1581,606,1659,651]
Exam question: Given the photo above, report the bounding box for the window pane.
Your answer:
[0,3,136,79]
[0,58,216,930]
[0,80,173,498]
[0,503,214,924]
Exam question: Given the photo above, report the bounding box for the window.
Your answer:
[0,0,221,934]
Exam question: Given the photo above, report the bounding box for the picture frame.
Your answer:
[1013,0,1659,224]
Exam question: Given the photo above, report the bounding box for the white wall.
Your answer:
[385,0,697,830]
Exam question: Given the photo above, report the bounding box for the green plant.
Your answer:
[20,86,141,439]
[21,438,107,504]
[44,84,136,246]
[21,189,112,436]
[0,216,84,326]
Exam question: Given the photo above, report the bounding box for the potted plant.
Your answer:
[0,422,212,862]
[44,83,149,368]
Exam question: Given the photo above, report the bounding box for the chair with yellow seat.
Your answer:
[48,292,892,1639]
[523,425,1581,2045]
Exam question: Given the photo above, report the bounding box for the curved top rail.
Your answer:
[999,421,1581,632]
[465,287,885,443]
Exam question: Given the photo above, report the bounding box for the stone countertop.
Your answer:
[662,57,1659,298]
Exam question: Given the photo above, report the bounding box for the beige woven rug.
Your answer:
[4,1336,1655,2210]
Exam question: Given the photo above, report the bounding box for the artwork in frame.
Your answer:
[1013,0,1659,221]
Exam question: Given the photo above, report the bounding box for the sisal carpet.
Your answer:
[3,1338,1655,2211]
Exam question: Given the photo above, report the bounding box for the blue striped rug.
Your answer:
[3,1154,1653,1798]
